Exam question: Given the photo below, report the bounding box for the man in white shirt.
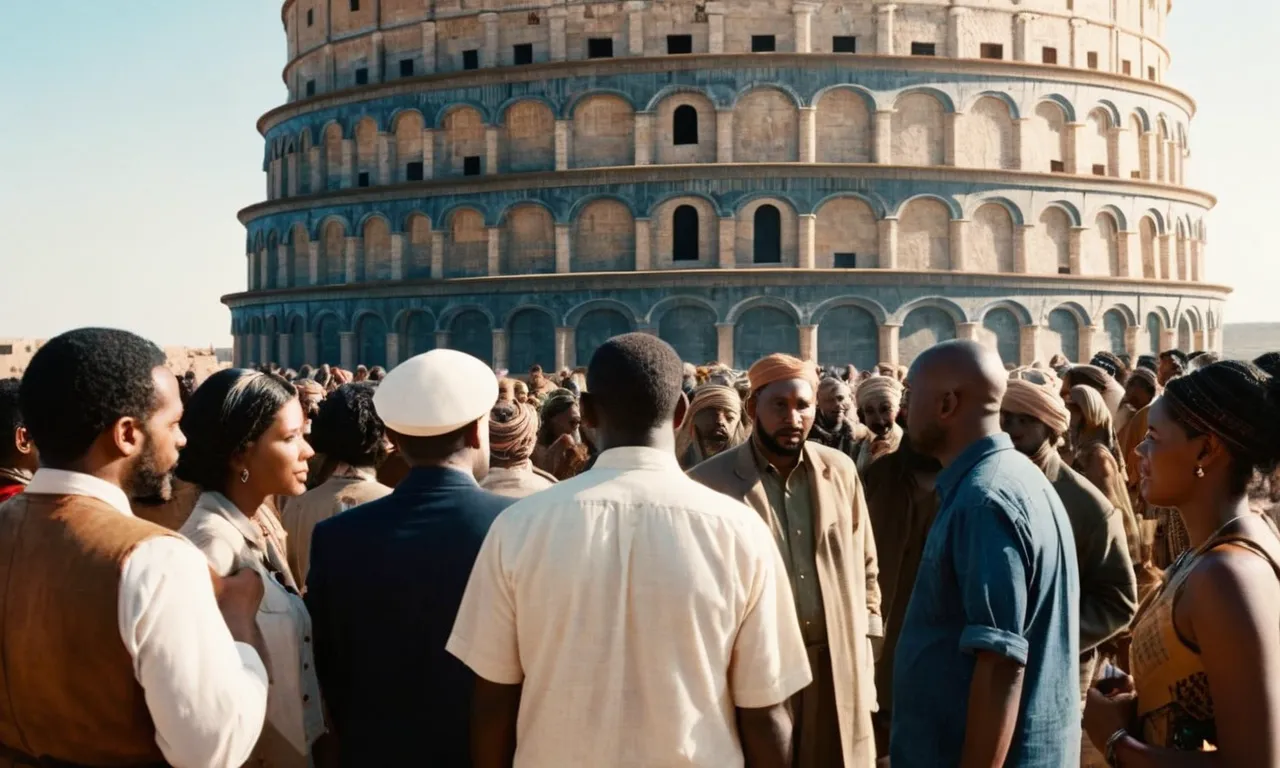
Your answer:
[0,328,269,768]
[448,333,812,768]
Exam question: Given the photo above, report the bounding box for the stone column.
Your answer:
[1158,233,1172,280]
[555,224,571,273]
[1159,328,1176,353]
[716,323,735,366]
[285,154,299,197]
[1109,126,1126,178]
[260,334,272,364]
[277,244,289,287]
[707,2,726,53]
[792,1,819,53]
[1156,138,1168,182]
[422,128,435,179]
[487,227,501,275]
[259,249,270,288]
[798,325,818,362]
[480,12,499,68]
[1013,12,1035,61]
[491,329,509,371]
[344,237,359,283]
[232,336,243,367]
[1175,236,1188,280]
[718,218,737,268]
[1069,18,1087,68]
[376,135,392,185]
[797,214,816,269]
[340,139,354,187]
[949,219,969,271]
[874,3,896,55]
[1079,326,1099,362]
[421,21,437,73]
[957,322,980,341]
[1116,230,1134,278]
[308,147,323,191]
[1190,239,1202,282]
[1068,226,1085,275]
[1019,325,1041,366]
[873,110,893,164]
[1124,325,1142,360]
[716,111,734,163]
[1064,123,1083,174]
[385,333,400,369]
[634,114,653,166]
[877,218,899,268]
[485,127,499,175]
[625,0,646,55]
[277,334,292,368]
[371,31,385,82]
[434,330,450,350]
[554,120,570,170]
[1010,118,1028,171]
[798,108,817,162]
[549,8,568,61]
[947,6,967,58]
[1014,225,1032,273]
[878,324,900,367]
[555,327,575,371]
[1192,329,1206,351]
[634,218,652,271]
[339,332,356,370]
[1140,130,1156,181]
[303,333,318,367]
[430,231,445,278]
[943,112,959,166]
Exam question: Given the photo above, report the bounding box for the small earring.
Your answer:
[240,469,250,484]
[1195,465,1205,478]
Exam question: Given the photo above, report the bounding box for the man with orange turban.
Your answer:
[689,353,882,768]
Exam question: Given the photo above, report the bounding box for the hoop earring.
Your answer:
[1195,465,1205,478]
[240,469,251,484]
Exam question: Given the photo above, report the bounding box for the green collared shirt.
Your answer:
[752,439,828,647]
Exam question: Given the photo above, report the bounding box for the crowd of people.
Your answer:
[0,325,1277,768]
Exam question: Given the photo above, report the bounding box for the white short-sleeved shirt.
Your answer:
[446,446,812,768]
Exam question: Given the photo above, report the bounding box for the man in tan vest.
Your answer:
[689,353,883,768]
[0,328,269,768]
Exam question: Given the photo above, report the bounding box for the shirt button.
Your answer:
[800,574,806,580]
[796,529,802,536]
[303,694,310,703]
[303,662,310,670]
[304,636,311,643]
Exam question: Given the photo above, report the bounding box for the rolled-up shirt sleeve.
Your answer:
[119,537,269,768]
[954,501,1032,665]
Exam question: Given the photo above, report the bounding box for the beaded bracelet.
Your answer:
[1105,728,1129,767]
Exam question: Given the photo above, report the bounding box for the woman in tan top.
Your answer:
[1083,360,1280,766]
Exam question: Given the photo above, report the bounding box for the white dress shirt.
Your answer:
[447,446,812,768]
[26,469,269,768]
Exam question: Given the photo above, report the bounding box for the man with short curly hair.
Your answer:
[0,378,37,503]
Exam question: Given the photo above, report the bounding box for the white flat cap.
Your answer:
[373,349,499,437]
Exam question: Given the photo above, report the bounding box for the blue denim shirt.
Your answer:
[891,434,1080,767]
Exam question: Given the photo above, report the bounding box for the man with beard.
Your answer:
[808,378,867,461]
[1000,374,1137,699]
[853,375,904,475]
[676,384,747,469]
[0,328,269,768]
[689,353,883,768]
[1156,348,1187,386]
[862,432,941,765]
[892,341,1079,768]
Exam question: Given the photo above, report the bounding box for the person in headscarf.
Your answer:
[528,364,558,398]
[482,401,557,498]
[1001,372,1138,704]
[853,375,904,474]
[1090,351,1130,386]
[1061,364,1126,424]
[676,384,747,470]
[808,377,867,460]
[532,389,588,480]
[513,379,530,406]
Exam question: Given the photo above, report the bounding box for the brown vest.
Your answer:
[0,493,173,766]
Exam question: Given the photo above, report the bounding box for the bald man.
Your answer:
[891,341,1080,768]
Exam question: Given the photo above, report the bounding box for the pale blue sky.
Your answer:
[0,1,1275,346]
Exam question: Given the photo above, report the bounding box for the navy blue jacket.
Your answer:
[305,466,515,767]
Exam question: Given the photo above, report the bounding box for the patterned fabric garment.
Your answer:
[1130,517,1280,751]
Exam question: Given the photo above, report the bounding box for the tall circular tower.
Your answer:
[228,0,1225,373]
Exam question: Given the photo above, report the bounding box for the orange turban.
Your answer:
[1003,378,1071,436]
[747,354,819,394]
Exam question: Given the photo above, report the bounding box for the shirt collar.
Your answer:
[590,446,682,473]
[197,491,269,549]
[750,434,806,477]
[26,469,134,517]
[936,433,1014,498]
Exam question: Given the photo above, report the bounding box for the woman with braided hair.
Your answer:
[1084,360,1280,766]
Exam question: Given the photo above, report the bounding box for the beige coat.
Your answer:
[688,441,883,767]
[279,468,391,585]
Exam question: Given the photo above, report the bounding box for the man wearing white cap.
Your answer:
[304,349,514,767]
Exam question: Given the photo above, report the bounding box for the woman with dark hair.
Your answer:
[1084,361,1280,765]
[281,382,392,584]
[177,369,326,768]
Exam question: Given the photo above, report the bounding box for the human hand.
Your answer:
[213,568,264,636]
[1083,686,1137,751]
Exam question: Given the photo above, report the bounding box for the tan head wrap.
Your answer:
[747,354,819,394]
[1127,366,1159,393]
[818,377,851,398]
[856,375,903,409]
[490,401,538,463]
[1002,378,1071,436]
[1069,384,1112,433]
[676,384,746,460]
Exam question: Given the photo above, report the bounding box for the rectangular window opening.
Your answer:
[1092,164,1107,176]
[1087,51,1099,69]
[1050,160,1066,173]
[354,67,369,85]
[834,253,858,268]
[1122,59,1132,75]
[1148,66,1157,81]
[833,36,857,53]
[1058,266,1072,275]
[588,38,614,58]
[399,58,414,77]
[1131,170,1142,179]
[980,43,1004,60]
[406,161,424,181]
[349,0,359,11]
[0,346,11,356]
[463,156,481,176]
[1042,47,1058,64]
[667,34,693,54]
[462,49,479,70]
[751,35,777,52]
[911,42,937,56]
[307,9,314,26]
[514,43,534,65]
[305,79,316,97]
[357,171,370,188]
